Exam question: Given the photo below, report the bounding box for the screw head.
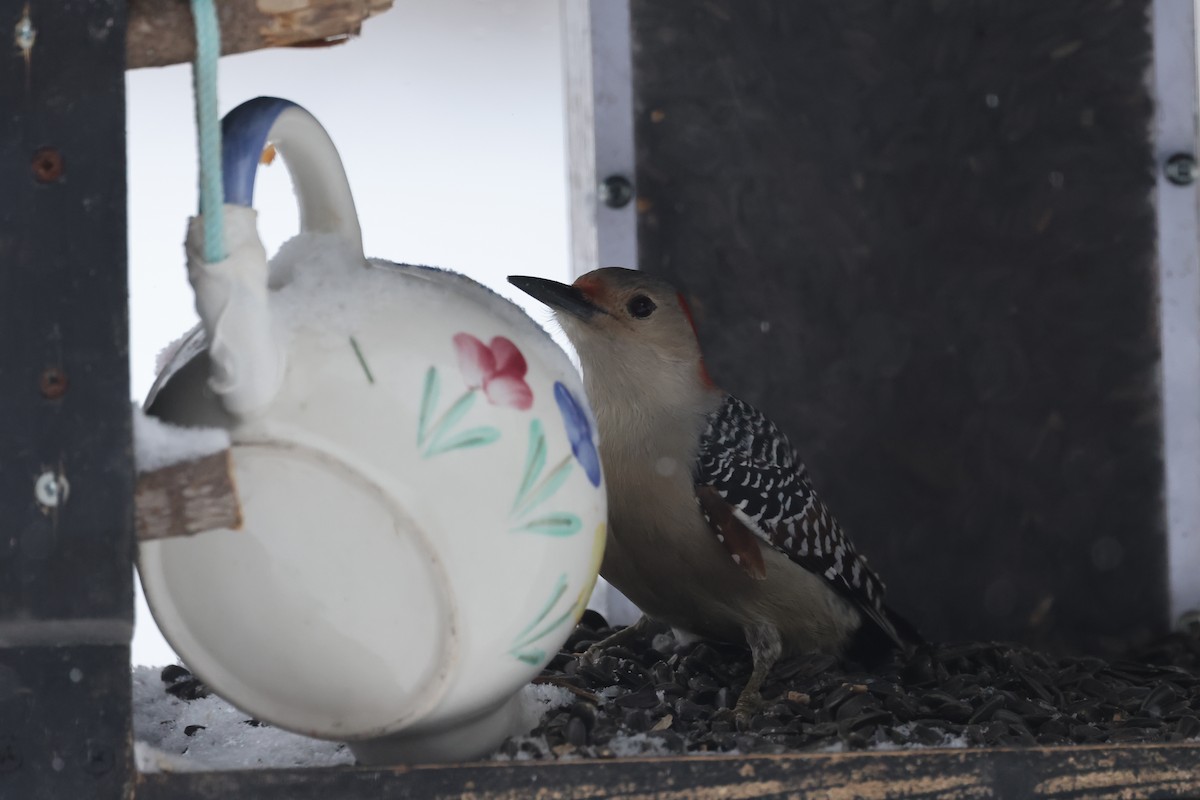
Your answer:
[31,147,64,183]
[39,367,67,399]
[34,471,68,508]
[1164,153,1196,186]
[599,175,634,209]
[14,12,35,51]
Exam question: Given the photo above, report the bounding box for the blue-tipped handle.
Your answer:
[221,97,299,207]
[214,95,364,258]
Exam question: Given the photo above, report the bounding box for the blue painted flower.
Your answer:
[554,382,601,487]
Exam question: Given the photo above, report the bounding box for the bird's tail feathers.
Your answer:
[845,602,925,668]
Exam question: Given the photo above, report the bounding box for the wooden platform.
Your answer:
[136,744,1200,799]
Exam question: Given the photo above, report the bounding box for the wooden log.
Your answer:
[134,743,1200,800]
[127,0,393,69]
[135,450,242,542]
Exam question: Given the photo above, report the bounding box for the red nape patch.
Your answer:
[573,275,606,302]
[677,292,718,390]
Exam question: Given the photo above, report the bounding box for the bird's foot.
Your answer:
[734,622,781,730]
[576,615,662,666]
[577,641,606,667]
[733,689,764,731]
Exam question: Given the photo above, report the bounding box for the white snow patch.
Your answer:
[606,732,675,758]
[135,666,576,770]
[132,405,230,473]
[488,682,577,762]
[134,742,206,773]
[489,738,553,761]
[818,722,971,754]
[869,723,971,751]
[132,666,353,770]
[510,682,575,737]
[154,325,201,374]
[595,685,623,702]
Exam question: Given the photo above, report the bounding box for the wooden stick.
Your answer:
[135,450,242,542]
[127,0,393,70]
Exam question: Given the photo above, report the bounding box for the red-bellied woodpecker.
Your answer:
[510,267,919,722]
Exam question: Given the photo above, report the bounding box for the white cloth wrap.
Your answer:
[186,206,286,418]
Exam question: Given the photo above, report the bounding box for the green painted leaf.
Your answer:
[350,336,375,384]
[514,649,545,666]
[512,605,577,653]
[513,513,582,538]
[512,419,547,513]
[512,573,568,643]
[510,571,577,652]
[417,367,438,446]
[426,425,500,456]
[514,456,573,517]
[423,390,477,454]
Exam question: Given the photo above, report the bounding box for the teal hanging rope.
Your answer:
[190,0,225,263]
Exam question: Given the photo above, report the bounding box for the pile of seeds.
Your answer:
[498,611,1200,759]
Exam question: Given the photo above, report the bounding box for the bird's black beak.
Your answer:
[508,275,602,321]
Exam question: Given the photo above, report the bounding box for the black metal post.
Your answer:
[0,2,133,798]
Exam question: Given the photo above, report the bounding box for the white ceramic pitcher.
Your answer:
[138,97,606,763]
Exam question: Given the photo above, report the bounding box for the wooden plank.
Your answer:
[135,744,1200,799]
[126,0,393,69]
[0,0,134,644]
[0,648,134,798]
[563,0,638,278]
[627,0,1163,653]
[563,0,599,276]
[135,451,241,542]
[0,1,134,798]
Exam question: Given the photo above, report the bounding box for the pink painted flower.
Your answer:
[453,333,533,410]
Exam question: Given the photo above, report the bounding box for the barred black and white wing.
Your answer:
[694,395,903,649]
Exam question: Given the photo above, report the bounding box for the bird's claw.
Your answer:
[577,643,605,667]
[733,690,763,731]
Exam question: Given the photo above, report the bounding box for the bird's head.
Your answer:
[509,267,719,398]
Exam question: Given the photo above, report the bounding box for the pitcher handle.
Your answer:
[184,98,367,418]
[221,97,365,261]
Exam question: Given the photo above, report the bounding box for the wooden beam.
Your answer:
[127,0,393,69]
[0,1,134,797]
[135,451,241,542]
[134,743,1200,799]
[562,0,637,279]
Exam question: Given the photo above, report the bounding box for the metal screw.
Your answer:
[599,175,634,209]
[32,147,63,183]
[1164,153,1196,186]
[13,7,34,52]
[34,471,68,508]
[39,367,67,399]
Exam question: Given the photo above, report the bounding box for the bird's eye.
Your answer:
[627,295,657,319]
